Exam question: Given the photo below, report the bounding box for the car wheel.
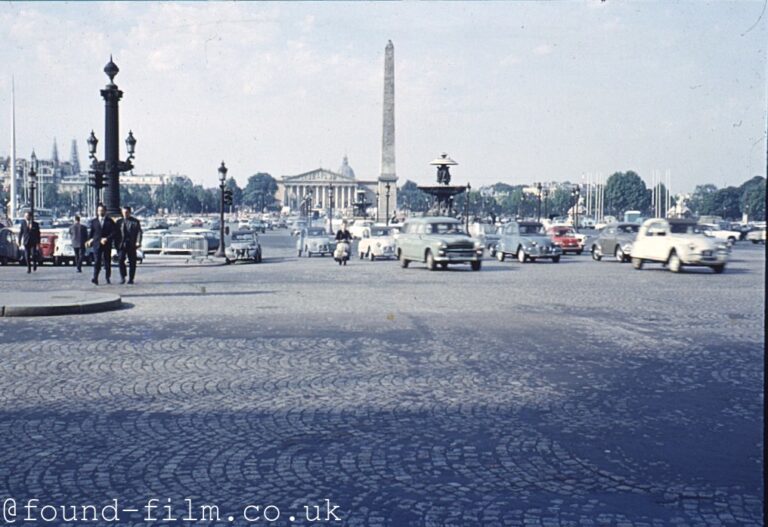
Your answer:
[615,245,624,262]
[591,246,602,261]
[471,260,481,271]
[439,262,448,269]
[0,256,6,266]
[752,240,759,244]
[517,247,527,263]
[400,256,409,268]
[712,264,725,274]
[297,249,302,257]
[489,247,496,257]
[668,251,682,273]
[552,255,560,263]
[369,252,376,262]
[425,250,437,271]
[359,251,365,259]
[728,237,736,245]
[496,251,505,262]
[530,257,537,262]
[632,257,643,270]
[576,249,583,255]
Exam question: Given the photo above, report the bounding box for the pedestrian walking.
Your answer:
[17,211,41,274]
[86,204,116,285]
[68,215,88,273]
[115,206,142,285]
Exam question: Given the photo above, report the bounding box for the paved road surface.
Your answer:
[0,231,763,526]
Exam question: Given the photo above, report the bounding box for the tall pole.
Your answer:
[215,162,227,259]
[385,183,391,226]
[101,57,123,217]
[328,182,334,235]
[9,77,17,220]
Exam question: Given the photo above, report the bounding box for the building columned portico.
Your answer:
[278,156,378,215]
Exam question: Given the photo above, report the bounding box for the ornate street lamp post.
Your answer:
[88,57,137,217]
[27,150,38,218]
[328,182,335,234]
[465,182,471,232]
[572,185,581,232]
[215,162,227,258]
[536,182,542,222]
[375,191,380,223]
[385,182,391,225]
[543,187,549,220]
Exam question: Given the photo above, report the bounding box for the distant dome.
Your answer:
[338,155,356,180]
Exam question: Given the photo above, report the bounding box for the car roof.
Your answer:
[404,216,460,224]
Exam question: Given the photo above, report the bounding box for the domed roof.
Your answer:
[338,155,356,180]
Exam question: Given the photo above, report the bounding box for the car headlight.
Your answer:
[376,242,381,248]
[440,242,448,249]
[622,243,633,253]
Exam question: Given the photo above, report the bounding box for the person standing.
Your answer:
[86,204,115,285]
[18,211,41,274]
[115,206,142,285]
[68,215,88,273]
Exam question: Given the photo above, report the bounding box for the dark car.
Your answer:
[590,223,640,262]
[0,228,21,265]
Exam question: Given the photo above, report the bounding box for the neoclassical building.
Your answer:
[278,156,379,216]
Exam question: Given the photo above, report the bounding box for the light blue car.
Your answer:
[496,221,562,263]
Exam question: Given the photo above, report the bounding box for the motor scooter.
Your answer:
[334,240,350,266]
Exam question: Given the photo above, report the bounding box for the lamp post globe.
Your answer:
[215,161,228,258]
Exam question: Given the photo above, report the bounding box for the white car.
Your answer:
[358,225,398,261]
[700,223,741,245]
[348,219,375,239]
[297,227,333,257]
[141,229,170,254]
[746,228,766,244]
[630,218,729,273]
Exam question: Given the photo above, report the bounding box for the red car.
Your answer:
[547,226,583,254]
[38,231,59,264]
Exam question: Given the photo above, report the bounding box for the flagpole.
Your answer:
[10,76,16,220]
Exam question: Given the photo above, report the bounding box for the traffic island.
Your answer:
[0,291,123,317]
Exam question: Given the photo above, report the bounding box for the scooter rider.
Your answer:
[334,221,352,265]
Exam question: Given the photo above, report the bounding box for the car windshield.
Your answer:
[670,223,707,235]
[232,233,253,241]
[520,223,545,235]
[371,228,392,237]
[429,223,466,234]
[618,224,640,234]
[307,228,326,236]
[552,228,575,236]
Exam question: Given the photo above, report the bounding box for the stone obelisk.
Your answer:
[378,40,397,222]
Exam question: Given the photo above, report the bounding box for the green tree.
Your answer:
[689,184,718,216]
[546,187,574,218]
[398,180,431,212]
[603,171,649,216]
[711,186,741,220]
[243,173,278,212]
[740,177,766,220]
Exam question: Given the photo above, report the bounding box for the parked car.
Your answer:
[52,229,77,266]
[38,230,61,265]
[547,225,584,254]
[142,229,170,254]
[496,221,562,263]
[297,227,332,257]
[630,218,729,273]
[348,219,375,239]
[590,222,640,262]
[746,228,766,244]
[226,230,262,263]
[469,222,501,256]
[0,227,21,265]
[700,223,741,245]
[358,225,397,261]
[396,217,483,271]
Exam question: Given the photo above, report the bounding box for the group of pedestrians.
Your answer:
[17,204,142,285]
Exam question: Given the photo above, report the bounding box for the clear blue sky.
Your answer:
[1,1,766,193]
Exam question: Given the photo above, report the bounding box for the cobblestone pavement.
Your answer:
[0,232,763,526]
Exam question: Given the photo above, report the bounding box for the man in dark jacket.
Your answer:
[68,215,88,273]
[115,206,142,285]
[86,204,116,285]
[18,211,41,273]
